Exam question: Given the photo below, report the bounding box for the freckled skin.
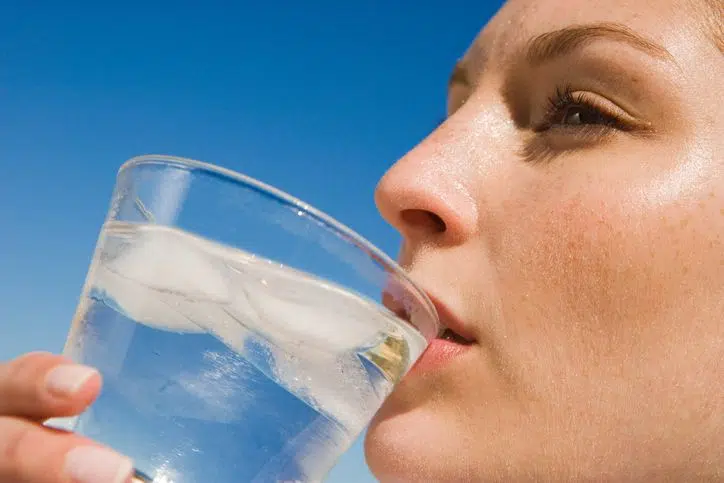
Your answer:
[365,0,723,481]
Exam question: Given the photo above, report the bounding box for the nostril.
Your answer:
[400,209,447,234]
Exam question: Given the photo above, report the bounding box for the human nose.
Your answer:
[374,120,481,250]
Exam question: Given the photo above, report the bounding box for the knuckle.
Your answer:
[2,352,64,388]
[0,418,34,469]
[0,353,69,417]
[14,351,55,363]
[13,352,65,374]
[11,351,51,369]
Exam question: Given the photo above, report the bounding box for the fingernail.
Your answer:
[44,364,98,397]
[64,446,133,483]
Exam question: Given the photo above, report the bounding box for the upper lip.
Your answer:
[383,286,476,343]
[426,292,476,342]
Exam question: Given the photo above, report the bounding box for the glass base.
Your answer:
[132,469,153,482]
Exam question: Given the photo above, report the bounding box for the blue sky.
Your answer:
[0,2,500,481]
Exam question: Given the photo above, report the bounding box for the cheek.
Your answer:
[535,195,657,323]
[495,180,723,361]
[499,193,657,328]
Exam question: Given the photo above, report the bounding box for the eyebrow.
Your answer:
[447,22,675,93]
[526,23,674,65]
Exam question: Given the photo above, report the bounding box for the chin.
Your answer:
[364,399,479,482]
[363,346,492,481]
[363,364,541,482]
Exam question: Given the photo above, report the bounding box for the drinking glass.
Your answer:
[47,155,439,482]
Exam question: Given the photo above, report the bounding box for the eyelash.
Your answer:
[521,85,636,163]
[538,85,628,133]
[441,86,647,163]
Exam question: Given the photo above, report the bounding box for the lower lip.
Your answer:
[408,338,473,374]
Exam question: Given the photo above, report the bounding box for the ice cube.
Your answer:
[97,223,392,357]
[225,259,394,355]
[94,223,400,427]
[96,225,232,334]
[270,350,380,431]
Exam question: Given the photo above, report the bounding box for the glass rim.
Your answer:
[119,154,439,328]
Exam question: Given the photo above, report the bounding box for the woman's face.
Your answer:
[366,0,723,480]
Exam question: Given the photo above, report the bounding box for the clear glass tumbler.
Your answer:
[47,155,439,482]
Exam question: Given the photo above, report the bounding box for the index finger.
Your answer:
[0,352,101,420]
[0,416,134,483]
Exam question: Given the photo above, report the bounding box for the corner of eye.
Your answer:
[627,118,659,137]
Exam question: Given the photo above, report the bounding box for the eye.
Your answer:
[557,104,613,127]
[535,86,628,132]
[522,86,652,164]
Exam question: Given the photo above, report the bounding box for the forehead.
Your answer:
[461,0,696,70]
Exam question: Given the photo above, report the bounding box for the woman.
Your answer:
[1,0,722,481]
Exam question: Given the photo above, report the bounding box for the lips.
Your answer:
[381,282,476,374]
[429,293,476,344]
[403,293,476,374]
[438,327,475,345]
